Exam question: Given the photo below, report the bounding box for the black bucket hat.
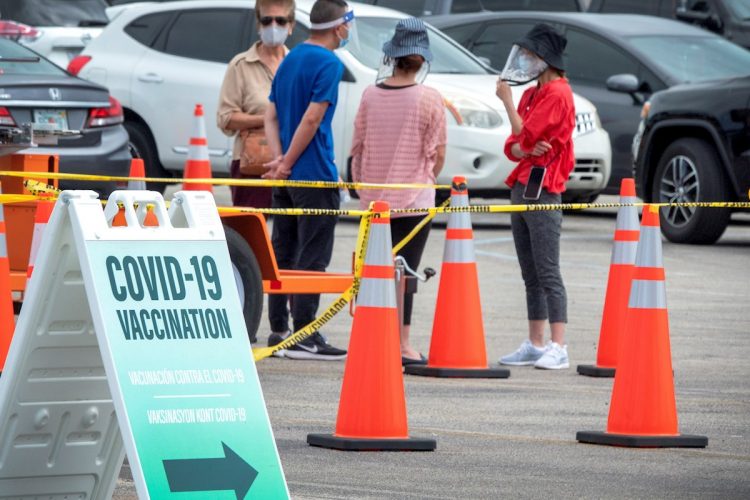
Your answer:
[515,23,567,71]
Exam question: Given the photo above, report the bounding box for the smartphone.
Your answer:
[523,166,547,200]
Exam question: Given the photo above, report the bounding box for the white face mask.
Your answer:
[260,25,288,47]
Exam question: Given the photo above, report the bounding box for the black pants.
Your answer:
[268,187,339,333]
[390,215,432,325]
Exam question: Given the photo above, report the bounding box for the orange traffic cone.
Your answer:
[405,177,509,378]
[182,104,213,192]
[307,201,436,451]
[0,183,15,372]
[26,199,55,279]
[113,159,159,227]
[578,178,640,377]
[577,205,707,447]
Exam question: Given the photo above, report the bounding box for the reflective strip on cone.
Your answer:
[364,224,393,266]
[444,239,475,263]
[0,233,6,257]
[611,241,638,265]
[629,280,667,309]
[616,196,640,231]
[357,276,397,308]
[635,226,663,268]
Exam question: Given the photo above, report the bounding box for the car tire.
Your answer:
[125,121,171,193]
[224,225,264,343]
[651,138,731,244]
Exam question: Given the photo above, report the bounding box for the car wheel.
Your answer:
[224,225,263,343]
[651,138,731,244]
[125,121,171,193]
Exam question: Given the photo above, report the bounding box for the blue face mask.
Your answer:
[338,24,350,49]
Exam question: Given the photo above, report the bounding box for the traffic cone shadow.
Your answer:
[405,177,509,379]
[0,183,15,372]
[578,178,639,377]
[182,104,213,192]
[307,201,436,451]
[576,205,708,448]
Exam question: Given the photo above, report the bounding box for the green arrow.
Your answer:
[163,442,258,499]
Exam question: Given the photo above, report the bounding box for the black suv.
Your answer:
[632,76,750,244]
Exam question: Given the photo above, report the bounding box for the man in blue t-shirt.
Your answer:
[263,0,351,360]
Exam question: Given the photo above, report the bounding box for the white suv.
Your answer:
[74,0,611,200]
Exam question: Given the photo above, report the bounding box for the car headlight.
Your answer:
[573,111,600,138]
[443,95,502,129]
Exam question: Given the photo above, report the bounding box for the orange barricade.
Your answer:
[405,177,509,378]
[577,205,708,448]
[578,178,639,377]
[307,201,435,451]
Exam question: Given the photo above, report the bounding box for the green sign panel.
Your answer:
[86,240,288,499]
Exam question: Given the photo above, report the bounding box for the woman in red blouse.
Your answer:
[495,24,574,370]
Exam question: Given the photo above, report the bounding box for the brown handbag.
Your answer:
[238,128,273,176]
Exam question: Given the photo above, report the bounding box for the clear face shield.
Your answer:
[311,10,359,52]
[500,45,548,85]
[376,56,430,84]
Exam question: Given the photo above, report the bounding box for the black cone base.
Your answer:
[576,364,615,378]
[307,433,436,451]
[404,365,510,378]
[576,431,707,448]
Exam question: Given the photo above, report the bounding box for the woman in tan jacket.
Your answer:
[217,0,295,207]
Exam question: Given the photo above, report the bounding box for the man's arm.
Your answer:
[263,101,329,179]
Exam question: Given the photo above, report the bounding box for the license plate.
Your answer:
[33,109,68,131]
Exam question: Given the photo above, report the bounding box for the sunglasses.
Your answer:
[260,16,290,27]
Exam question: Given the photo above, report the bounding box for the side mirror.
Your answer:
[606,73,639,93]
[606,73,645,105]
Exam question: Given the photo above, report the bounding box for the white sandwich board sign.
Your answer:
[0,190,288,499]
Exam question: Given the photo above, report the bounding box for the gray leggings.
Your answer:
[510,184,567,323]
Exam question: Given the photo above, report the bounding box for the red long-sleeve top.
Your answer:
[503,78,575,194]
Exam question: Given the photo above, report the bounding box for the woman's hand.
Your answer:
[529,140,552,157]
[496,79,513,105]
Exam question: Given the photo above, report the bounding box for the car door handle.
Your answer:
[138,73,163,83]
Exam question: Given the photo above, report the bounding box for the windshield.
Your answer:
[0,0,108,27]
[628,35,750,83]
[0,38,66,75]
[346,17,488,75]
[723,0,750,20]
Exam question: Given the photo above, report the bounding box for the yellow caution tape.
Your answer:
[251,198,452,361]
[251,210,374,361]
[2,190,749,213]
[392,196,451,254]
[0,170,451,191]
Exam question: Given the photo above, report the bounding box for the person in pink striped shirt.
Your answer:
[350,18,447,366]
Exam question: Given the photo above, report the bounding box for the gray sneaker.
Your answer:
[534,342,569,370]
[499,340,547,366]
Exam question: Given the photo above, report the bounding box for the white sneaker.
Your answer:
[499,340,547,366]
[534,342,569,370]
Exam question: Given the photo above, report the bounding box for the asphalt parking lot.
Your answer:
[114,189,750,499]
